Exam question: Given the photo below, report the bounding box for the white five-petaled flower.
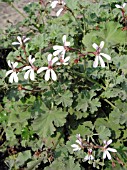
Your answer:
[6,60,18,83]
[115,3,126,9]
[12,36,30,46]
[53,35,70,57]
[92,41,111,68]
[22,55,36,81]
[84,148,94,162]
[71,134,82,151]
[50,0,66,16]
[56,54,70,65]
[102,139,117,160]
[37,54,58,81]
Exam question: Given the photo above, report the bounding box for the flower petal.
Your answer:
[107,148,117,152]
[88,148,92,153]
[28,55,35,65]
[100,41,104,49]
[37,67,48,73]
[13,62,18,68]
[28,55,32,63]
[101,53,111,60]
[106,139,112,145]
[64,41,70,46]
[12,42,20,45]
[47,54,52,62]
[99,56,105,68]
[9,73,14,83]
[51,1,58,8]
[22,66,31,71]
[56,62,61,65]
[23,37,30,43]
[6,70,13,77]
[84,155,89,161]
[30,70,35,81]
[103,151,107,159]
[51,69,57,81]
[106,150,112,160]
[13,72,18,83]
[53,45,64,50]
[115,4,122,8]
[24,69,31,80]
[123,3,126,8]
[17,36,22,45]
[90,155,94,160]
[53,49,63,56]
[92,43,98,50]
[7,60,12,68]
[45,69,50,81]
[103,140,106,145]
[56,8,63,16]
[64,56,70,62]
[62,35,66,44]
[71,144,78,148]
[52,57,58,65]
[76,139,81,145]
[93,55,99,68]
[71,144,81,151]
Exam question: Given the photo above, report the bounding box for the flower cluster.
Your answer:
[6,33,111,83]
[6,35,70,83]
[71,134,117,162]
[50,0,66,16]
[12,36,30,47]
[92,41,111,68]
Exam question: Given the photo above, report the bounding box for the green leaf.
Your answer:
[44,156,80,170]
[55,90,73,107]
[72,121,93,136]
[32,107,67,138]
[100,21,127,44]
[64,156,81,170]
[65,0,78,10]
[16,150,31,167]
[76,93,88,112]
[96,125,111,140]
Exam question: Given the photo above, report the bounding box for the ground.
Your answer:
[0,0,38,30]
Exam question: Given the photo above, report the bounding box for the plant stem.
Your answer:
[86,77,106,90]
[10,2,26,18]
[104,98,116,109]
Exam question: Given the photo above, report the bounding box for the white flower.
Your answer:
[102,139,117,160]
[37,54,58,81]
[22,55,36,81]
[53,35,70,57]
[56,54,70,65]
[71,134,82,151]
[84,149,94,161]
[71,140,82,151]
[12,36,30,46]
[115,3,126,9]
[92,41,111,68]
[6,60,18,83]
[50,0,66,16]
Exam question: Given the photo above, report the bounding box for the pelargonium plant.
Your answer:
[0,0,127,169]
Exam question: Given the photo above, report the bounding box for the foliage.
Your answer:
[0,0,127,169]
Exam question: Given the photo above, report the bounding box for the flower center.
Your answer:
[48,60,53,69]
[96,47,101,55]
[60,57,64,63]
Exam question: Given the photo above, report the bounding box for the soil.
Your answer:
[0,0,96,30]
[0,0,39,30]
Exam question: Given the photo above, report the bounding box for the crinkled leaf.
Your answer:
[55,90,73,107]
[32,108,67,138]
